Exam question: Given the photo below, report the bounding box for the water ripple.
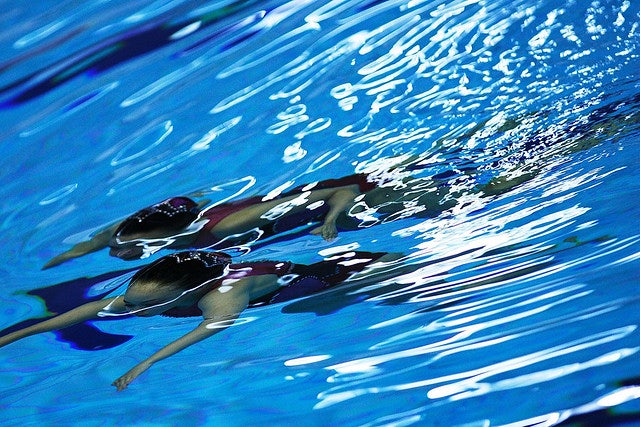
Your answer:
[38,184,78,206]
[316,315,639,409]
[309,229,640,410]
[106,115,241,195]
[18,81,120,137]
[427,336,638,401]
[109,120,174,166]
[1,0,638,425]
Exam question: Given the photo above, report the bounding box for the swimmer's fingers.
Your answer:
[112,363,149,391]
[42,256,64,270]
[42,227,114,270]
[323,224,338,241]
[42,252,75,269]
[112,372,137,391]
[310,226,322,237]
[112,376,131,392]
[311,224,338,241]
[42,247,91,269]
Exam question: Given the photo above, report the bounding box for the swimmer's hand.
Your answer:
[112,362,151,391]
[42,225,117,269]
[43,251,82,270]
[310,185,359,242]
[311,222,338,241]
[110,293,248,392]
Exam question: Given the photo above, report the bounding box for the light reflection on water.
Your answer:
[0,0,639,425]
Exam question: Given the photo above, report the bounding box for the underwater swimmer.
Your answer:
[43,170,457,268]
[2,250,397,390]
[43,175,376,268]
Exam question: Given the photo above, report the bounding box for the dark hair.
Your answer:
[112,197,199,243]
[129,251,232,292]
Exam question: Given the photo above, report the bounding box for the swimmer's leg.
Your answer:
[477,169,539,197]
[355,180,459,220]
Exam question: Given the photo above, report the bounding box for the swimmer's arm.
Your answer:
[311,185,360,241]
[112,284,252,391]
[0,297,124,348]
[42,223,120,269]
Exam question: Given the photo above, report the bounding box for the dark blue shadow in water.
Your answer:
[1,268,137,351]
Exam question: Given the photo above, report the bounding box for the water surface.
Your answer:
[0,0,639,425]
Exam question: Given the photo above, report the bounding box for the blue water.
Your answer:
[1,0,639,425]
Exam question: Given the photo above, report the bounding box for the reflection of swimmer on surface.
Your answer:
[0,0,262,108]
[2,250,400,390]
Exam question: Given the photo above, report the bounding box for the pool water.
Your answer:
[1,0,639,425]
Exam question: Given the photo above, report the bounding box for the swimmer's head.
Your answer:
[109,197,200,260]
[121,251,232,316]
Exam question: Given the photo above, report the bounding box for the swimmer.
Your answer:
[34,168,346,265]
[43,166,497,269]
[2,250,400,390]
[43,174,376,268]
